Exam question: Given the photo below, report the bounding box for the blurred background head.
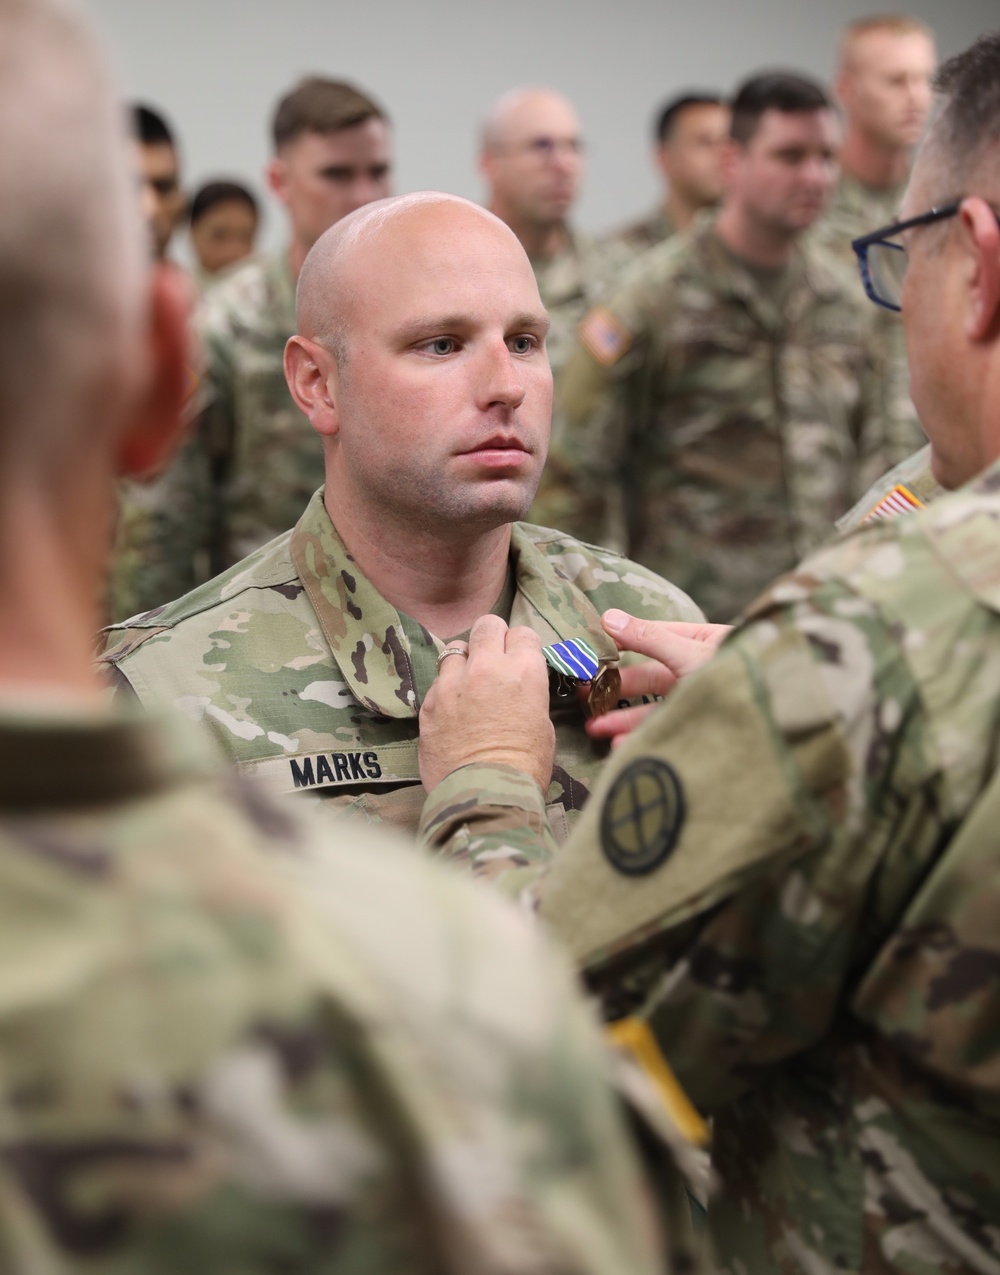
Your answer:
[188,179,259,278]
[131,101,184,260]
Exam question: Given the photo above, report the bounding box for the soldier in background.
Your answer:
[110,76,392,619]
[188,177,260,291]
[610,92,729,257]
[131,101,185,262]
[812,14,937,466]
[535,72,899,622]
[0,1,680,1269]
[418,29,1000,1273]
[480,87,630,379]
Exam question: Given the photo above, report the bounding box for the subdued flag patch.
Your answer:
[578,306,632,366]
[860,483,926,525]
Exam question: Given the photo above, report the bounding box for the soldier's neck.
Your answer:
[663,190,706,233]
[323,490,514,640]
[713,204,794,270]
[489,204,568,263]
[0,482,106,703]
[838,130,912,191]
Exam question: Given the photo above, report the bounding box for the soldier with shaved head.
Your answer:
[480,88,630,378]
[103,191,701,841]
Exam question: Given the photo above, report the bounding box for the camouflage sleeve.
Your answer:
[852,308,926,493]
[418,762,560,906]
[530,284,651,550]
[537,565,937,1111]
[106,432,214,621]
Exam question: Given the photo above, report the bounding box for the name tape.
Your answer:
[239,740,421,796]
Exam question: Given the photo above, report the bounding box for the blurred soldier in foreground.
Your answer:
[813,14,938,470]
[480,88,630,378]
[610,92,729,256]
[537,72,898,622]
[132,100,185,261]
[418,29,1000,1273]
[110,76,392,619]
[0,1,676,1269]
[102,191,702,837]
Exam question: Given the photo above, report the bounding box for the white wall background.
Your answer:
[90,0,998,262]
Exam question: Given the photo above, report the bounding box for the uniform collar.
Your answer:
[289,492,619,719]
[692,214,843,327]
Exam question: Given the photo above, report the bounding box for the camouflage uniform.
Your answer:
[836,442,943,534]
[534,215,903,621]
[420,456,1000,1273]
[101,489,702,837]
[812,172,926,467]
[0,703,672,1274]
[606,205,676,258]
[532,228,632,381]
[109,250,323,622]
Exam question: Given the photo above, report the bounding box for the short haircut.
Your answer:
[271,77,387,152]
[839,14,935,69]
[654,92,725,144]
[189,180,258,225]
[729,72,831,145]
[929,29,1000,191]
[131,101,175,148]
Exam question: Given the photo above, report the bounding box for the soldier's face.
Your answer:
[482,95,583,230]
[270,121,392,252]
[136,141,184,260]
[729,108,839,237]
[190,199,258,275]
[839,31,936,151]
[657,103,730,207]
[329,206,552,532]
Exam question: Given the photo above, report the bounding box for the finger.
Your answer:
[585,702,658,740]
[434,640,470,684]
[602,610,720,677]
[467,613,509,661]
[616,659,676,700]
[503,625,544,657]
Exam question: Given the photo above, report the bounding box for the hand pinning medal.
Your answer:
[542,638,622,718]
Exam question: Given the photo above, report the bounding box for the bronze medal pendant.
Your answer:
[587,664,622,717]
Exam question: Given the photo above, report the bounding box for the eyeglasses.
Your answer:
[503,137,585,163]
[851,202,961,312]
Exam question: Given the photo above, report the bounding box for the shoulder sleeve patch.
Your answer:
[578,306,632,367]
[600,757,684,876]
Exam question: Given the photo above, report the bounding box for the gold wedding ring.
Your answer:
[436,644,468,668]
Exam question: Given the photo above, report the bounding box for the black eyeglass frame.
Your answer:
[851,201,962,313]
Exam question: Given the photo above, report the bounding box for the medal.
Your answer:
[542,637,621,719]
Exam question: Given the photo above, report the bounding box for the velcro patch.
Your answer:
[578,306,632,366]
[860,483,925,525]
[600,757,684,876]
[239,741,420,796]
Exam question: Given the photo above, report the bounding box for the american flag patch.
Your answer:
[859,483,926,525]
[578,307,632,366]
[543,637,600,682]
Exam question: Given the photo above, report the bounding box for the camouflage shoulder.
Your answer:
[836,444,943,535]
[518,522,705,623]
[194,253,275,341]
[101,528,298,657]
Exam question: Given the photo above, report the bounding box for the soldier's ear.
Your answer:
[265,155,290,208]
[117,263,191,479]
[959,197,1000,343]
[285,335,341,438]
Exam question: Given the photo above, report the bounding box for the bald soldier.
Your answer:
[480,88,630,378]
[417,29,1000,1273]
[0,0,685,1268]
[102,192,701,835]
